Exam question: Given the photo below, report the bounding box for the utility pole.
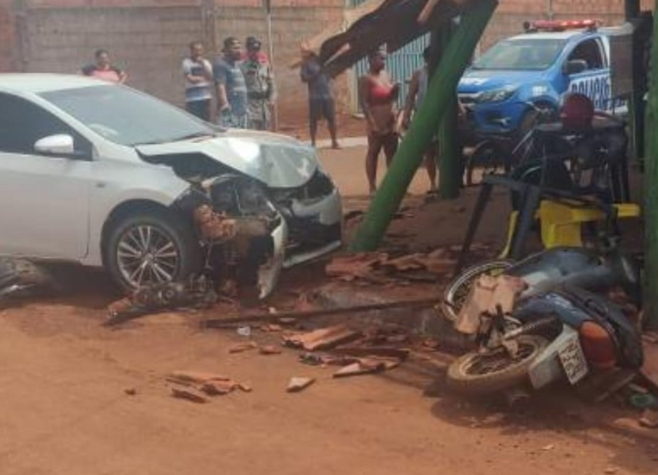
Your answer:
[264,0,279,131]
[351,0,498,252]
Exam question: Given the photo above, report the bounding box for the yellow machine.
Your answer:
[500,201,641,258]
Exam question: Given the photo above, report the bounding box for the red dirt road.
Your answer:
[0,149,654,475]
[1,286,657,475]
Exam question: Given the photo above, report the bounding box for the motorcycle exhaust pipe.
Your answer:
[503,315,560,341]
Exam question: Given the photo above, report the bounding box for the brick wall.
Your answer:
[479,0,629,50]
[13,0,348,125]
[0,1,14,72]
[2,0,655,127]
[21,5,205,105]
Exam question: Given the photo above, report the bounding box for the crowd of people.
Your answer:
[80,41,442,194]
[182,36,276,130]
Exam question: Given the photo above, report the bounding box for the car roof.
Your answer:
[506,30,597,41]
[0,73,109,95]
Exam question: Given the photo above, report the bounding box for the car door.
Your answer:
[0,92,92,260]
[565,37,612,110]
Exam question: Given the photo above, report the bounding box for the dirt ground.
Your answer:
[0,147,656,475]
[278,113,365,143]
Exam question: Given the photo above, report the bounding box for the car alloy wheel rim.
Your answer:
[117,225,180,287]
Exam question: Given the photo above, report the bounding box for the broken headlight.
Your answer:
[203,175,278,221]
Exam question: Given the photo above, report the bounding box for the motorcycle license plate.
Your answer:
[558,333,589,385]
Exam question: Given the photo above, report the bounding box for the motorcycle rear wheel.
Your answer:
[447,335,549,395]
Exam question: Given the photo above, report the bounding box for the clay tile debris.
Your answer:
[325,253,387,281]
[171,386,209,404]
[259,345,283,355]
[287,377,316,393]
[168,370,231,385]
[200,380,239,396]
[283,324,362,352]
[229,342,259,354]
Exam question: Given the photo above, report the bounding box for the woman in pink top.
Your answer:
[81,49,127,84]
[359,49,399,194]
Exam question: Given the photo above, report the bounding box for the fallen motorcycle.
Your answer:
[441,242,640,323]
[446,285,643,395]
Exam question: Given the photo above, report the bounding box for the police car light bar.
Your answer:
[524,19,600,32]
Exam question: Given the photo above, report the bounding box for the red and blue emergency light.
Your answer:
[524,19,601,33]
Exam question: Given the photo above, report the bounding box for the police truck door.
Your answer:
[565,37,611,110]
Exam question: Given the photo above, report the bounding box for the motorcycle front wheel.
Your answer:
[440,260,513,322]
[446,335,549,395]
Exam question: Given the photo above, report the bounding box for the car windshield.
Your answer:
[472,38,565,71]
[40,85,216,146]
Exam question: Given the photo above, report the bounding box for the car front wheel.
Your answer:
[104,208,202,291]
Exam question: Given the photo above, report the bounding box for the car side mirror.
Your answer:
[564,59,588,75]
[34,134,76,157]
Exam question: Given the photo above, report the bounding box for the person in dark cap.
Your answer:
[244,36,270,64]
[242,37,276,130]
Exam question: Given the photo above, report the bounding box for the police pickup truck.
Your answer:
[458,19,624,138]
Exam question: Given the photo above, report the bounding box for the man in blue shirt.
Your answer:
[214,37,248,129]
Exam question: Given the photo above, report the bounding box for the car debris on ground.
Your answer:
[106,275,218,325]
[0,257,58,303]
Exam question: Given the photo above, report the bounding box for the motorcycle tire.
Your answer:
[447,335,549,395]
[440,260,514,322]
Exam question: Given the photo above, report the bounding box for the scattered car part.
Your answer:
[105,275,217,326]
[0,257,56,303]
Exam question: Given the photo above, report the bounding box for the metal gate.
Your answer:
[350,0,429,111]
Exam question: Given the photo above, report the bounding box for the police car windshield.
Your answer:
[472,38,566,71]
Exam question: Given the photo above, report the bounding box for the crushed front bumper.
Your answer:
[271,174,343,268]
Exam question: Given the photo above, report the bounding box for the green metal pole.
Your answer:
[643,0,658,329]
[351,0,498,252]
[438,22,461,200]
[626,0,642,161]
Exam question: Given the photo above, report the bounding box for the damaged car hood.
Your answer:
[136,130,319,189]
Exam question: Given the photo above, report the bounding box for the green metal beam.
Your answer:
[350,0,498,251]
[436,22,462,200]
[644,0,658,329]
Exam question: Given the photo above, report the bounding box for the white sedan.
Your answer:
[0,74,342,298]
